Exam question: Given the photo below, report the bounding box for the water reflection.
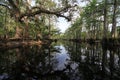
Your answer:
[64,41,120,80]
[0,41,120,80]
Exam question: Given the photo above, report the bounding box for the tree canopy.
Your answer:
[64,0,120,39]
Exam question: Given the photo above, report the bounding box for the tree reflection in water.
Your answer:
[0,41,120,80]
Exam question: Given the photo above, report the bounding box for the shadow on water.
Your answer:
[0,41,120,80]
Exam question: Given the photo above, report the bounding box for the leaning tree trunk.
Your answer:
[24,17,29,39]
[23,0,32,39]
[14,11,23,39]
[10,0,23,39]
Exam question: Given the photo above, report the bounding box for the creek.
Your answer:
[0,41,120,80]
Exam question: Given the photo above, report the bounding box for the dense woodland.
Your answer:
[0,0,120,47]
[0,0,78,49]
[0,0,73,39]
[1,0,120,80]
[64,0,120,40]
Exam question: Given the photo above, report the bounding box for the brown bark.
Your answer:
[24,17,29,38]
[14,27,23,38]
[8,0,22,38]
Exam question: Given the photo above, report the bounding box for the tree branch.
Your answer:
[8,0,20,12]
[19,7,71,21]
[32,5,73,13]
[7,0,76,22]
[19,5,78,22]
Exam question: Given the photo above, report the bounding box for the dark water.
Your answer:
[0,41,120,80]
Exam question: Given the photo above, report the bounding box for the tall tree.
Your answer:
[103,0,107,38]
[111,0,117,38]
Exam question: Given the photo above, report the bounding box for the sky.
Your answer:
[56,18,71,33]
[56,0,87,33]
[30,0,71,33]
[31,0,87,33]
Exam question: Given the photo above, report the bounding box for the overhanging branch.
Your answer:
[19,7,71,21]
[7,0,76,22]
[19,5,77,22]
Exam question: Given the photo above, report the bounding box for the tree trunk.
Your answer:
[24,18,29,38]
[103,0,107,38]
[14,27,23,38]
[14,6,22,38]
[48,15,51,39]
[111,0,117,38]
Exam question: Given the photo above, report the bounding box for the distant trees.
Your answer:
[64,0,120,39]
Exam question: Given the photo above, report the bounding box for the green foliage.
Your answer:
[64,0,120,39]
[0,0,119,39]
[0,0,66,39]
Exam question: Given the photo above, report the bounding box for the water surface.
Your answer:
[0,41,120,80]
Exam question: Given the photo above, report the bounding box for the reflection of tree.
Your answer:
[1,41,120,80]
[64,41,120,80]
[0,43,72,80]
[65,42,82,62]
